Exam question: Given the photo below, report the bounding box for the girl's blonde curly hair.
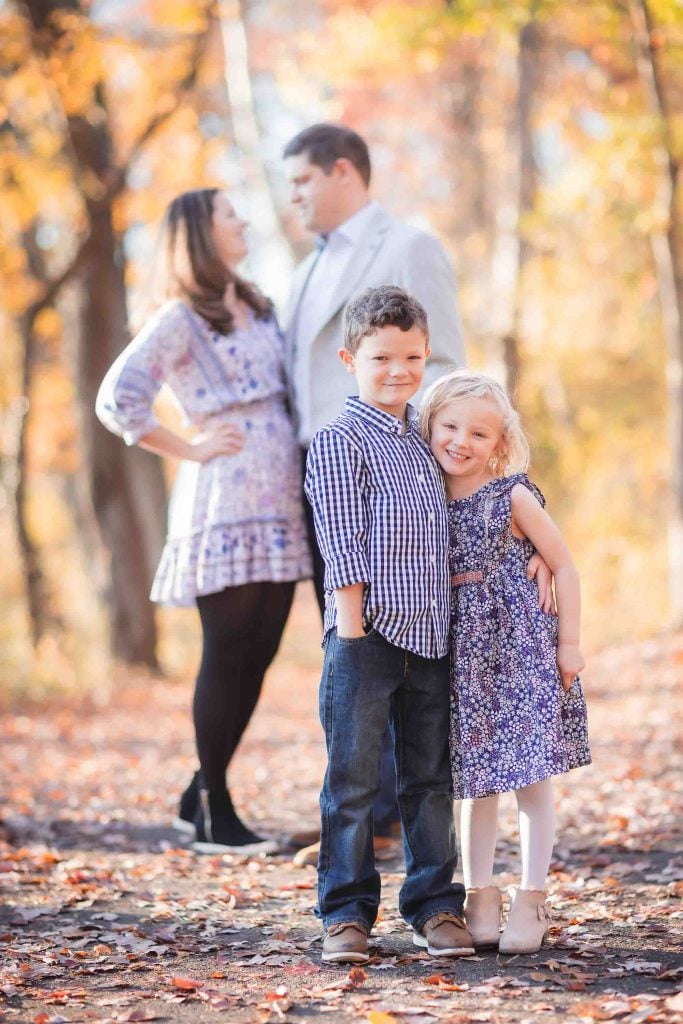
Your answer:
[419,369,530,476]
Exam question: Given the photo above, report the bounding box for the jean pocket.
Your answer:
[335,628,377,645]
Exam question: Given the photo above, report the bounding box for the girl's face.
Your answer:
[211,192,248,269]
[429,396,505,496]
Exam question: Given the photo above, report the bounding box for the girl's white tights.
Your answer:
[461,778,557,891]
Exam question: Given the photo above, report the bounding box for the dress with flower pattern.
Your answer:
[96,299,312,605]
[447,473,591,799]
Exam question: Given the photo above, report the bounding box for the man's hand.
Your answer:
[526,552,556,614]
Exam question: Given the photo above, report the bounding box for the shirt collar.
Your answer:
[345,395,419,436]
[321,200,379,249]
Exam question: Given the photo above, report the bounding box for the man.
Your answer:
[284,123,465,453]
[283,123,466,860]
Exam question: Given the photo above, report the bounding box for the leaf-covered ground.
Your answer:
[1,589,682,1024]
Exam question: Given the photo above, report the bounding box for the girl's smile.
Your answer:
[429,396,504,498]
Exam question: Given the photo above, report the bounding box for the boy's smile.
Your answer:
[338,325,430,420]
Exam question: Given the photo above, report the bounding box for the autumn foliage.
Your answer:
[0,2,682,685]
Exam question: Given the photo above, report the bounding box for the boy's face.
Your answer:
[338,325,430,419]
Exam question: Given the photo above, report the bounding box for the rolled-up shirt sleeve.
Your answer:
[95,302,187,446]
[305,429,371,590]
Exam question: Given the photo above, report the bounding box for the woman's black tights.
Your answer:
[194,581,295,794]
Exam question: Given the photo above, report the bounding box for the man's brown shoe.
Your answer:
[321,923,369,964]
[413,912,475,957]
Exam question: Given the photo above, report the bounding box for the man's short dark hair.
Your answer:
[283,123,371,187]
[343,286,429,354]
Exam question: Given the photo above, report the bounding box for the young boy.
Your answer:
[305,285,473,964]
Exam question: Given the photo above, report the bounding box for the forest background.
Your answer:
[1,0,682,695]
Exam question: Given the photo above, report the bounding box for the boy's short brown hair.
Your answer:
[342,286,429,355]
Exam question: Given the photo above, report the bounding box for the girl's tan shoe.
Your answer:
[498,888,550,955]
[464,886,502,948]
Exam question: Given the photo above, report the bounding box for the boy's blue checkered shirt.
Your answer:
[305,396,450,659]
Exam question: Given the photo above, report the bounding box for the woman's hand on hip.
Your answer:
[192,423,244,462]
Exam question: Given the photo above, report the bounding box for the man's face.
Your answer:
[285,153,348,235]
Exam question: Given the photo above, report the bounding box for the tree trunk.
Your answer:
[25,0,167,666]
[630,0,683,623]
[220,0,294,307]
[9,225,65,645]
[505,17,541,400]
[15,310,63,644]
[77,204,165,668]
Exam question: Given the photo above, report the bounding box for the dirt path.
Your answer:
[1,589,682,1024]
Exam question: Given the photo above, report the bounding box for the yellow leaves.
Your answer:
[26,486,73,546]
[0,10,32,67]
[34,308,63,344]
[145,0,210,33]
[37,11,104,119]
[26,365,79,476]
[367,1012,399,1024]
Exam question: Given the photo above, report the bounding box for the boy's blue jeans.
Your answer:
[317,628,464,933]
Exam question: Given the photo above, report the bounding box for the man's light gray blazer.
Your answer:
[284,203,466,446]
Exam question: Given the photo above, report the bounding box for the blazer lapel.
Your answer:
[284,250,318,333]
[285,205,394,362]
[321,207,392,332]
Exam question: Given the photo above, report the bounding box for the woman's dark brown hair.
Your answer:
[153,188,272,333]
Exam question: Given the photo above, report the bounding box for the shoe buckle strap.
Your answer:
[199,789,213,843]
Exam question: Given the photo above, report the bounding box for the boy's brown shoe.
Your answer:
[293,834,398,868]
[413,912,475,957]
[321,923,369,964]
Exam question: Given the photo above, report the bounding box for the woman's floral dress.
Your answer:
[96,299,312,605]
[447,473,591,799]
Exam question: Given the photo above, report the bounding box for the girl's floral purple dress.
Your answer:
[96,300,312,605]
[447,473,591,800]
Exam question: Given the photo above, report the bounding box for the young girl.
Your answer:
[420,370,591,955]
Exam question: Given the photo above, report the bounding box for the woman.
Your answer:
[96,189,312,854]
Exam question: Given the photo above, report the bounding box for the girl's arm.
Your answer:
[511,484,585,691]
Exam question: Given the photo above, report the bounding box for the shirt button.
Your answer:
[418,474,425,482]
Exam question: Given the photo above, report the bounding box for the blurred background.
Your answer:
[1,0,681,697]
